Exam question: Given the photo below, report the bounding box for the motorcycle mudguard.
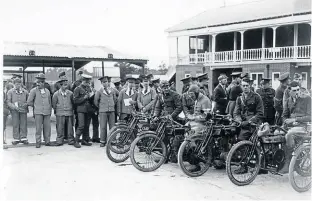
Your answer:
[136,131,157,137]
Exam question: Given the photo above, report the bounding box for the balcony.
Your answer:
[172,45,311,65]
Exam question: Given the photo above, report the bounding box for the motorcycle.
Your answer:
[106,110,153,163]
[129,115,190,172]
[225,122,306,186]
[178,112,240,177]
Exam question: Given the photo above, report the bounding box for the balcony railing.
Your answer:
[172,45,311,65]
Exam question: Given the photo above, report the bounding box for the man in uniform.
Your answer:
[54,71,71,93]
[274,72,291,125]
[153,80,183,163]
[191,76,199,86]
[181,77,192,94]
[52,76,75,146]
[151,78,161,94]
[71,70,83,131]
[94,76,117,147]
[73,74,94,147]
[7,78,29,145]
[256,78,276,125]
[137,75,157,114]
[281,81,311,173]
[213,75,228,114]
[88,80,100,143]
[114,80,122,92]
[117,75,138,120]
[233,77,264,174]
[27,73,53,148]
[197,73,211,100]
[226,72,242,117]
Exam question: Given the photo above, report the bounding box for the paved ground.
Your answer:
[1,113,311,200]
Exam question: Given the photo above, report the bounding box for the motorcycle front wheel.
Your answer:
[226,140,261,186]
[178,136,213,177]
[106,145,130,163]
[289,143,311,192]
[107,128,134,154]
[130,133,167,172]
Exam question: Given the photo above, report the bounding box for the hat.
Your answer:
[160,80,169,86]
[230,72,242,77]
[278,72,290,81]
[197,73,209,81]
[147,74,153,79]
[81,74,92,80]
[240,72,249,79]
[293,73,302,79]
[242,77,252,83]
[56,77,68,83]
[218,75,228,81]
[13,78,22,83]
[181,77,191,83]
[98,76,109,82]
[12,73,22,79]
[125,74,136,81]
[114,81,120,85]
[58,71,66,78]
[78,70,83,75]
[151,78,160,83]
[191,76,198,81]
[35,73,46,80]
[261,77,271,84]
[140,75,149,81]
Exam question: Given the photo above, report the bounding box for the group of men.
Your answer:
[3,70,311,163]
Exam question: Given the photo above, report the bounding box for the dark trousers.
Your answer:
[76,113,91,141]
[11,111,27,141]
[238,126,256,141]
[89,112,99,141]
[3,114,8,131]
[56,116,75,144]
[34,114,51,143]
[99,112,115,143]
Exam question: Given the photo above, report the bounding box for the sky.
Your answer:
[1,0,256,69]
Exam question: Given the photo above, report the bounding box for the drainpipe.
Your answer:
[266,64,270,78]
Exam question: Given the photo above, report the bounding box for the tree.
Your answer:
[158,61,168,75]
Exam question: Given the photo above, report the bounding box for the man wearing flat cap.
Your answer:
[256,78,275,125]
[213,74,228,115]
[52,76,75,146]
[225,72,242,117]
[94,76,117,147]
[117,75,138,120]
[274,72,291,125]
[27,73,53,148]
[181,77,191,94]
[7,78,29,145]
[137,75,157,114]
[73,74,95,147]
[54,71,71,94]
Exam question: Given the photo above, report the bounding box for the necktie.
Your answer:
[144,88,148,94]
[129,89,132,96]
[104,88,109,95]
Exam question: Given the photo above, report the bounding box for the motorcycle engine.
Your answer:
[263,143,286,171]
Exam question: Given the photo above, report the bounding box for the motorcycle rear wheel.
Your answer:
[106,145,130,163]
[226,140,261,186]
[178,136,212,177]
[289,143,311,192]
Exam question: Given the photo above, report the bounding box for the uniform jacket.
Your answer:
[71,79,82,92]
[137,87,157,112]
[182,93,195,117]
[94,87,117,113]
[256,87,275,118]
[73,84,95,113]
[200,86,211,100]
[193,93,211,116]
[228,83,243,101]
[27,87,52,115]
[282,96,311,123]
[233,91,264,123]
[52,89,74,116]
[117,88,138,115]
[274,84,287,114]
[7,87,29,113]
[213,84,228,114]
[153,90,183,119]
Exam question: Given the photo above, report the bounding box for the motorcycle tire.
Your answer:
[107,128,133,154]
[106,144,129,163]
[289,143,311,193]
[226,140,261,186]
[108,125,128,138]
[178,136,212,177]
[130,133,167,172]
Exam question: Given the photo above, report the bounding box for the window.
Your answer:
[272,72,280,90]
[302,72,308,89]
[190,37,204,50]
[250,73,264,89]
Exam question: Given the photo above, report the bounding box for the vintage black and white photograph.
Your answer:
[0,0,311,200]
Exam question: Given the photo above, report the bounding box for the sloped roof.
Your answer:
[166,0,311,33]
[3,41,148,61]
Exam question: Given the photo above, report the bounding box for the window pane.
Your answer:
[252,74,257,80]
[258,74,263,86]
[274,73,279,79]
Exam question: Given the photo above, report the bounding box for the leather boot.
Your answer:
[81,140,92,146]
[74,136,81,148]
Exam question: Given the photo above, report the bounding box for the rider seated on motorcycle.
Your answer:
[182,84,212,134]
[233,78,265,174]
[282,81,311,166]
[153,80,183,163]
